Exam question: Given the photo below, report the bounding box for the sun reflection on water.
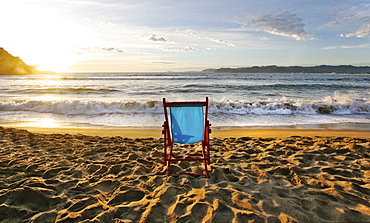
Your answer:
[37,74,63,86]
[27,118,59,128]
[36,95,61,101]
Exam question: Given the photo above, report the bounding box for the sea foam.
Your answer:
[1,93,369,116]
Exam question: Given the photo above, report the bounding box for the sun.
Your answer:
[1,2,90,72]
[31,49,82,72]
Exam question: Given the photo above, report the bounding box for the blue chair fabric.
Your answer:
[170,105,204,144]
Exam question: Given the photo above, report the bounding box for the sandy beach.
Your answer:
[0,126,369,222]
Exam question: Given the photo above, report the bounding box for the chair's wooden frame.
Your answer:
[162,97,211,177]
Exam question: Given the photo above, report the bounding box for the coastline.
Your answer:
[1,124,370,138]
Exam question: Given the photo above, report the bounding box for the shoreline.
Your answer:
[2,125,370,138]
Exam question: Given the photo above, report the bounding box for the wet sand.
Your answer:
[0,126,369,222]
[5,125,370,138]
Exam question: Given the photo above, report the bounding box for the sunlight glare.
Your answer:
[1,2,90,72]
[38,75,63,86]
[27,118,59,128]
[36,95,61,101]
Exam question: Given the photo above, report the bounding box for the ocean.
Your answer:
[1,72,370,130]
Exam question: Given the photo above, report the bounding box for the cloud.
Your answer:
[179,29,236,47]
[329,3,370,38]
[148,35,168,42]
[258,37,272,41]
[162,46,199,52]
[152,61,175,64]
[140,35,171,43]
[209,38,236,47]
[340,23,370,38]
[101,47,123,52]
[80,47,146,54]
[323,44,370,50]
[239,11,313,40]
[82,47,124,53]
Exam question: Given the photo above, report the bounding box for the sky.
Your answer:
[1,0,370,72]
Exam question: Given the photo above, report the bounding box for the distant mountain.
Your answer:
[0,48,52,75]
[202,65,370,74]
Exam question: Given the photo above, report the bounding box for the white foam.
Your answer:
[1,92,369,116]
[1,91,369,129]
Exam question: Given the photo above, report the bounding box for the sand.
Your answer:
[0,126,369,222]
[5,125,370,138]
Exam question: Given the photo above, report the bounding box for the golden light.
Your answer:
[31,49,82,73]
[26,118,60,128]
[1,2,91,72]
[38,75,63,86]
[36,95,61,101]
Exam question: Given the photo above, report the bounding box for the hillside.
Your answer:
[203,65,370,74]
[0,48,39,75]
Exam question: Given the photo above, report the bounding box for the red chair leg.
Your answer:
[207,144,211,165]
[203,158,209,178]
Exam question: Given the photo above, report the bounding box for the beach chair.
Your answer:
[162,97,211,177]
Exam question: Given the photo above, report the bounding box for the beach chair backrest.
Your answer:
[170,105,204,144]
[163,98,208,144]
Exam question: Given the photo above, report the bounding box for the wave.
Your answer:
[5,87,119,94]
[0,100,163,115]
[182,83,368,91]
[22,76,207,81]
[1,93,369,116]
[5,84,368,96]
[210,97,370,115]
